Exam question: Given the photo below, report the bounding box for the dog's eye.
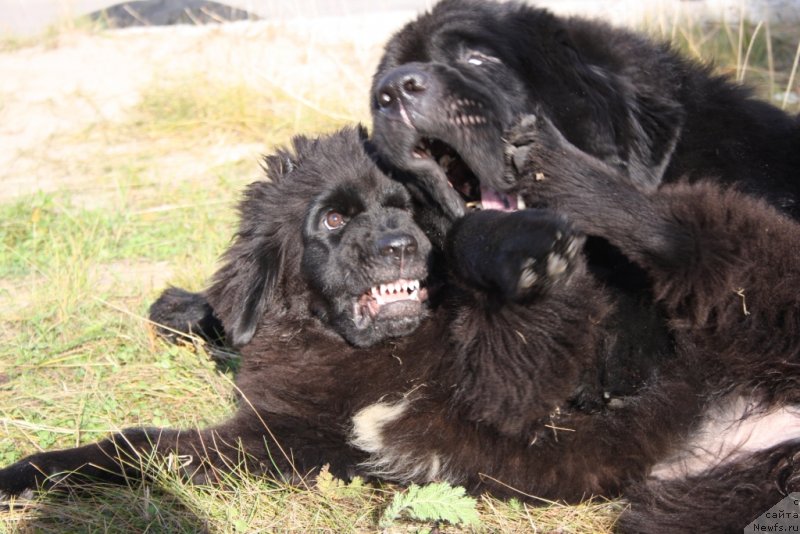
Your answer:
[323,211,347,230]
[465,51,499,66]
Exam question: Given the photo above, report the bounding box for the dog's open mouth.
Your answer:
[412,137,523,212]
[354,278,428,325]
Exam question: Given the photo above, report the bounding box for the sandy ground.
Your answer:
[0,12,416,203]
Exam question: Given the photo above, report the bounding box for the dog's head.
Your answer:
[206,127,432,348]
[371,0,683,221]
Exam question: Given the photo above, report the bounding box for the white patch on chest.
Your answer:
[350,398,409,454]
[350,394,458,484]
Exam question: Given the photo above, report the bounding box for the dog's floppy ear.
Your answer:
[625,90,685,188]
[206,177,291,348]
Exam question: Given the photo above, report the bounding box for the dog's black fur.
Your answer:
[0,127,610,505]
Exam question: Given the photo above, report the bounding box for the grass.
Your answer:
[645,11,800,112]
[0,7,798,534]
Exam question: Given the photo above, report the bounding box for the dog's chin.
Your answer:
[332,282,430,348]
[334,306,428,348]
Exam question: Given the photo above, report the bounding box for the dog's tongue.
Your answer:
[480,185,518,211]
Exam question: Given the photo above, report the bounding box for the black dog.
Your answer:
[371,0,800,222]
[0,127,605,503]
[147,119,800,532]
[369,0,800,405]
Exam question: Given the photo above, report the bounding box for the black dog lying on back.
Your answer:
[3,119,800,532]
[372,0,800,223]
[0,126,607,499]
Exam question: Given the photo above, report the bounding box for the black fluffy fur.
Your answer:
[349,116,800,532]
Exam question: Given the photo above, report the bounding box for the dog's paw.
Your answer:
[487,210,584,301]
[504,114,570,184]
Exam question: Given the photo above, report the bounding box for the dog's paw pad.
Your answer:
[535,234,583,285]
[546,252,569,277]
[500,217,584,300]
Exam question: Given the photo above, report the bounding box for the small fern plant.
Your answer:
[379,482,480,528]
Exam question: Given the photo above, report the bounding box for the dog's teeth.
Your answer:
[517,197,527,210]
[371,287,385,306]
[439,154,454,172]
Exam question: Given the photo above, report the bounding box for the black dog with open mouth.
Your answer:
[371,0,800,223]
[350,114,800,533]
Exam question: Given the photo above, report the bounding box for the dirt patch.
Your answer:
[0,13,415,203]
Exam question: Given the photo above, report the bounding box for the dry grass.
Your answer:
[0,6,798,533]
[645,10,800,111]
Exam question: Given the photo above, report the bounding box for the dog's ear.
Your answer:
[625,90,685,188]
[260,140,305,184]
[206,181,286,347]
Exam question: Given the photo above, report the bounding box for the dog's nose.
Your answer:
[377,233,418,263]
[375,66,428,110]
